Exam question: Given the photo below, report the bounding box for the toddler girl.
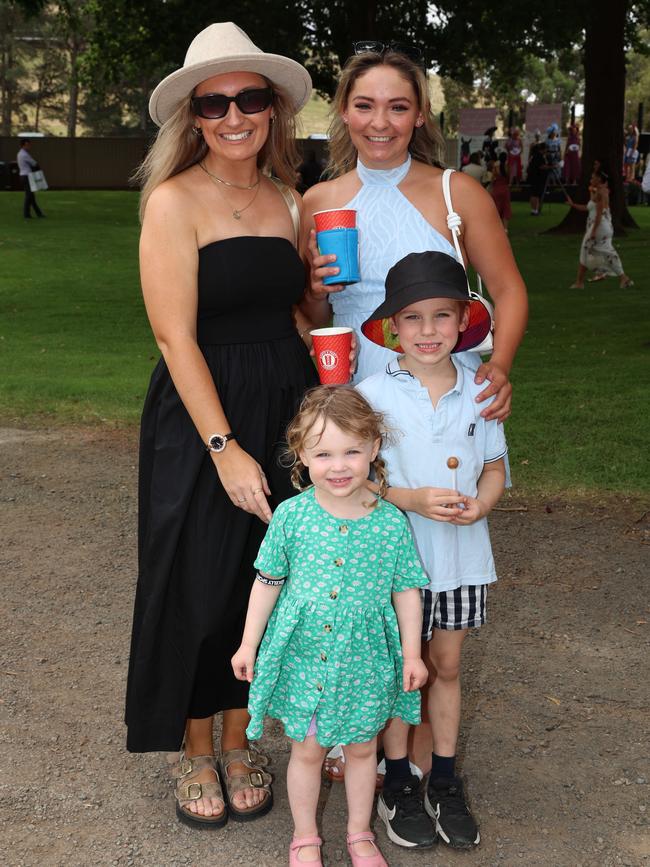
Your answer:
[232,386,428,866]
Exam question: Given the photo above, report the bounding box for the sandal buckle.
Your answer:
[249,772,264,788]
[246,749,268,767]
[179,758,193,776]
[186,782,202,800]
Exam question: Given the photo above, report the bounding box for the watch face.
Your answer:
[208,434,226,452]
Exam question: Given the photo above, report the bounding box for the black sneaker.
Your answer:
[424,776,480,848]
[377,774,437,849]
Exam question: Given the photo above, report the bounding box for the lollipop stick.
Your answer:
[447,456,459,493]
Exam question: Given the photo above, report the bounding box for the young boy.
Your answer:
[357,251,507,850]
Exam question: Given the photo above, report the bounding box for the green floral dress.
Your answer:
[246,488,429,746]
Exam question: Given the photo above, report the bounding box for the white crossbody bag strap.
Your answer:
[442,168,484,297]
[442,168,493,354]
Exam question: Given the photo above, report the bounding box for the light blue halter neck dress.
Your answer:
[331,154,479,383]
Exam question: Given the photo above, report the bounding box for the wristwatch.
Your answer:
[206,432,235,453]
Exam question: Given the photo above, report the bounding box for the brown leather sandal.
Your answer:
[168,752,227,829]
[217,748,273,822]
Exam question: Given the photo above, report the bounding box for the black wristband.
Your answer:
[256,572,285,586]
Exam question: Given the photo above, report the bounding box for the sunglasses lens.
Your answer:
[353,40,383,54]
[238,88,272,114]
[192,87,272,119]
[194,94,228,119]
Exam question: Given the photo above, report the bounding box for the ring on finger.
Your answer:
[237,497,247,503]
[252,488,263,495]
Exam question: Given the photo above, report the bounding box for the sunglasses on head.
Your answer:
[191,86,273,120]
[352,41,423,63]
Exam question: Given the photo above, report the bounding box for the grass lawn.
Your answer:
[1,191,648,495]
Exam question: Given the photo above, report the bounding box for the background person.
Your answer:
[563,123,582,185]
[544,123,562,190]
[124,22,318,829]
[16,139,44,219]
[566,168,634,288]
[490,152,512,231]
[505,127,523,184]
[461,151,489,185]
[297,148,325,193]
[624,123,640,182]
[526,141,548,215]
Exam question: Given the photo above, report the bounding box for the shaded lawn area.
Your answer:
[0,191,648,495]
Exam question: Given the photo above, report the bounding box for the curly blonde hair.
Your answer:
[285,386,389,504]
[134,79,301,222]
[326,51,446,178]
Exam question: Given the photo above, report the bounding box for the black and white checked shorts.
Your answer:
[421,585,488,641]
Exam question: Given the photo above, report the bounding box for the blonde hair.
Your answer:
[285,386,389,503]
[326,51,446,178]
[135,80,301,222]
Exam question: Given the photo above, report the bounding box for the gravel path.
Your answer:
[1,427,648,866]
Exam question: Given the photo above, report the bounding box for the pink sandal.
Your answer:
[289,836,323,866]
[346,831,388,867]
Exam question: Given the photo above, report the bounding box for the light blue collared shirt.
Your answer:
[357,357,507,593]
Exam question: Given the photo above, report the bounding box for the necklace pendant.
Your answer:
[233,210,241,220]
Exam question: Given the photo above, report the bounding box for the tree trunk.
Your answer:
[1,14,15,136]
[67,39,79,138]
[548,0,637,234]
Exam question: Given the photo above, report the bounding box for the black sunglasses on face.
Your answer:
[352,41,423,62]
[191,86,273,120]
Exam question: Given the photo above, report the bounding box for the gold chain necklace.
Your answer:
[201,166,261,220]
[198,161,260,190]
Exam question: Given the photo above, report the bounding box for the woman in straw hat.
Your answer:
[125,22,319,828]
[299,45,528,852]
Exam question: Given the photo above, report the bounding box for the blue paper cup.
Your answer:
[316,228,360,285]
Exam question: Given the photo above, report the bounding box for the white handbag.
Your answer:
[28,170,48,192]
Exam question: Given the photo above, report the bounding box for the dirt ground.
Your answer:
[1,426,649,867]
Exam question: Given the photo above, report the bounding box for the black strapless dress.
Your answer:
[125,237,318,752]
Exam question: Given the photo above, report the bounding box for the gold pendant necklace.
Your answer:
[198,161,260,190]
[199,163,261,220]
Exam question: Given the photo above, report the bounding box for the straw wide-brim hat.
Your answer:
[149,22,312,126]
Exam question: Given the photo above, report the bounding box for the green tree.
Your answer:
[0,1,29,134]
[624,31,650,125]
[428,0,650,231]
[305,0,432,96]
[80,0,311,134]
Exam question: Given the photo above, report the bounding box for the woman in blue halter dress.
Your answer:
[300,47,528,851]
[125,24,319,829]
[301,52,527,403]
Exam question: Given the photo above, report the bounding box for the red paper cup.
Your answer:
[310,327,353,385]
[313,209,357,232]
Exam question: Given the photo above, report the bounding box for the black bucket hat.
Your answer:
[361,251,493,354]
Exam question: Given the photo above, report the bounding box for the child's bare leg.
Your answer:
[382,716,410,762]
[408,639,435,772]
[342,737,378,857]
[287,736,327,860]
[427,629,467,759]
